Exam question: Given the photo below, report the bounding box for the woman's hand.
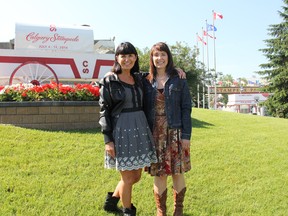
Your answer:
[176,68,186,79]
[104,71,114,77]
[105,142,115,158]
[181,139,190,150]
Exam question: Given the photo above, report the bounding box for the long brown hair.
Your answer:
[147,42,177,82]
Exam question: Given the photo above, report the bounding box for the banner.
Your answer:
[15,23,94,52]
[209,87,264,94]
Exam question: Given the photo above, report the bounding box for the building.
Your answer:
[225,93,270,115]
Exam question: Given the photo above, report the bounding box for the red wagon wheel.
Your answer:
[9,61,59,85]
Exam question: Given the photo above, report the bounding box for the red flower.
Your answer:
[0,82,100,102]
[21,91,28,97]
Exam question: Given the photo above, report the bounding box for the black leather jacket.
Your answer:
[98,73,143,144]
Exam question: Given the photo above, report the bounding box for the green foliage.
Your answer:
[257,0,288,118]
[218,74,234,87]
[137,47,150,73]
[171,42,202,107]
[1,109,288,215]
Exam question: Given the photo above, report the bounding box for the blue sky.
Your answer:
[0,0,283,79]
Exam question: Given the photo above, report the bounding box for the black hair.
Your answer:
[112,42,139,74]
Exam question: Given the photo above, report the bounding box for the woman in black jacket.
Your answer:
[99,42,157,216]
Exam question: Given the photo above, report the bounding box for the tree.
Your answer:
[170,41,200,105]
[136,47,150,72]
[218,74,234,87]
[257,0,288,118]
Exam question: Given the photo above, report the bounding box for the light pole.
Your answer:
[207,85,210,109]
[214,74,217,109]
[211,69,217,110]
[205,72,214,109]
[211,70,222,110]
[199,71,207,109]
[197,84,200,108]
[254,96,259,115]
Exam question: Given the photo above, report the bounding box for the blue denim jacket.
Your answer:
[143,75,192,140]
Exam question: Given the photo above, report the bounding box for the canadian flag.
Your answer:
[214,12,223,20]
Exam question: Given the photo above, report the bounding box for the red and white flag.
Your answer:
[197,35,206,45]
[203,30,216,39]
[213,12,223,20]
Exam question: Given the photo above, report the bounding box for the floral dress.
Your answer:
[147,89,191,176]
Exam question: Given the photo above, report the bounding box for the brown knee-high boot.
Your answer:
[154,189,167,216]
[173,187,186,216]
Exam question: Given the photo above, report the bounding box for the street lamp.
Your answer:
[214,73,217,110]
[212,70,222,110]
[204,72,213,109]
[254,95,259,115]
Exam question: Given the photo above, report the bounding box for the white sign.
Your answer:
[15,23,94,52]
[227,93,269,105]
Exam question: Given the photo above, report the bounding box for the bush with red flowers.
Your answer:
[0,82,100,102]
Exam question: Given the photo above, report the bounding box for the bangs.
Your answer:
[116,42,137,55]
[152,43,168,53]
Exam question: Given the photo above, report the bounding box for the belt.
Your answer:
[121,107,143,113]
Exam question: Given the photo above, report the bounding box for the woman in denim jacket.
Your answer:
[143,42,192,216]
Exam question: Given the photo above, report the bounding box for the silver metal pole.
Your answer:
[212,10,217,110]
[197,84,200,108]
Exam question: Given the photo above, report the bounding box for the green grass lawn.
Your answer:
[0,108,287,216]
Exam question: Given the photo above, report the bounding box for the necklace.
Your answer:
[156,75,168,89]
[156,75,168,80]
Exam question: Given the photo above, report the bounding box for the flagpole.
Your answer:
[205,20,210,109]
[201,28,206,109]
[212,10,217,110]
[196,33,200,108]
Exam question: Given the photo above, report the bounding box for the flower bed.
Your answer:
[0,82,100,102]
[0,83,101,130]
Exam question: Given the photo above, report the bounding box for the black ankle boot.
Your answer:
[103,192,122,213]
[123,203,136,216]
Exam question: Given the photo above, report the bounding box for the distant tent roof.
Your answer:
[0,39,14,49]
[94,40,115,54]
